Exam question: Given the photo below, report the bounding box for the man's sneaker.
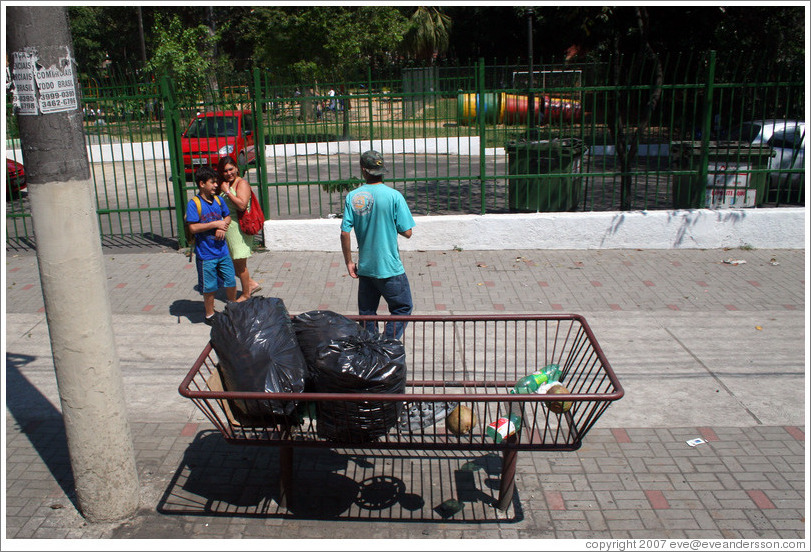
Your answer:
[204,314,215,326]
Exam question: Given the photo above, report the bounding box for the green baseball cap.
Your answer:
[360,150,388,175]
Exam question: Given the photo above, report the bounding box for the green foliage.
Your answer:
[247,6,409,82]
[68,6,145,74]
[145,13,214,101]
[68,6,106,72]
[65,6,805,84]
[402,7,452,61]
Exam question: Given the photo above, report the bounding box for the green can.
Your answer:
[505,137,586,212]
[670,141,774,209]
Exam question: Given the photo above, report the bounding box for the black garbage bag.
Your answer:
[291,310,368,380]
[210,297,307,418]
[313,334,407,443]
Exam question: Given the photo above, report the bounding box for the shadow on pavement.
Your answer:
[156,430,524,523]
[4,353,79,510]
[169,299,206,324]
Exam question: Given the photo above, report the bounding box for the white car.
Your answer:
[766,123,805,202]
[731,119,802,145]
[731,120,805,203]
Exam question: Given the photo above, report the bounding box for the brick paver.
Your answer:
[4,247,805,540]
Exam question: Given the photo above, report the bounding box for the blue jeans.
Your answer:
[358,272,413,340]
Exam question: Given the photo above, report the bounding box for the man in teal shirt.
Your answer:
[341,150,415,339]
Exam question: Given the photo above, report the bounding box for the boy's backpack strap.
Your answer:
[191,194,220,219]
[192,195,203,217]
[185,195,204,262]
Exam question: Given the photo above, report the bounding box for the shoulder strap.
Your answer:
[238,180,252,212]
[192,195,203,218]
[190,194,221,218]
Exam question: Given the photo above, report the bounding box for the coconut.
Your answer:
[547,384,573,414]
[446,405,477,435]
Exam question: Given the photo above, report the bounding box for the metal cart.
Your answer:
[179,313,624,511]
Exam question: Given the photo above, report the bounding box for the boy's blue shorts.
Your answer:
[196,255,236,294]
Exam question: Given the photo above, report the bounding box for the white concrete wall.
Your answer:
[8,137,486,163]
[263,208,807,251]
[9,141,170,163]
[267,137,491,157]
[10,137,672,163]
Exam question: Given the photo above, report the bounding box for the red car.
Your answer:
[181,110,256,180]
[6,158,27,200]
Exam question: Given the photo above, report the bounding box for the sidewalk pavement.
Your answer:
[3,245,807,543]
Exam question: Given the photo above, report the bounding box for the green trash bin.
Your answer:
[670,141,774,209]
[505,137,586,212]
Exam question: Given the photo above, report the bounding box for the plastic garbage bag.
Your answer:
[291,310,368,380]
[210,297,307,417]
[313,334,407,443]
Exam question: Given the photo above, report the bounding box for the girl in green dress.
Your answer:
[217,156,262,301]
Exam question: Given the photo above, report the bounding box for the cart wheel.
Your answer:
[354,475,405,510]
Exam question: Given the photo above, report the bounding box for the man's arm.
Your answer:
[340,230,358,278]
[398,228,412,239]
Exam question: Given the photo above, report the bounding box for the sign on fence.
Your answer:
[707,162,756,208]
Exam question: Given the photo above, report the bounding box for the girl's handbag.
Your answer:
[238,187,265,235]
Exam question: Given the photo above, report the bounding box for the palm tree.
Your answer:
[403,7,452,62]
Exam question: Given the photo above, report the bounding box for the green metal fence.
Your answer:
[6,77,176,249]
[5,52,805,249]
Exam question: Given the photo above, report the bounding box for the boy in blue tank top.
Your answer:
[341,150,415,339]
[186,166,237,324]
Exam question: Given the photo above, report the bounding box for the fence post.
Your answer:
[367,65,375,149]
[698,50,717,207]
[477,57,487,215]
[160,75,188,248]
[251,68,270,218]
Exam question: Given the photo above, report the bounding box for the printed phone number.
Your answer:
[41,98,77,109]
[40,91,75,101]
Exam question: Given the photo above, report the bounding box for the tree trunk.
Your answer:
[609,7,664,211]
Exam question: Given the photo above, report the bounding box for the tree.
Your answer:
[560,6,665,210]
[207,7,255,73]
[246,6,409,83]
[402,7,452,62]
[68,6,144,76]
[606,7,664,211]
[145,13,216,101]
[66,6,805,80]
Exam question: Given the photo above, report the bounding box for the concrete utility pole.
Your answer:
[6,6,140,522]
